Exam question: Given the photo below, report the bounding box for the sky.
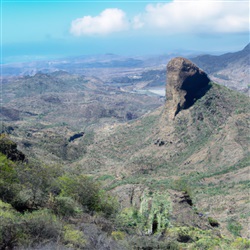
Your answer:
[1,0,249,63]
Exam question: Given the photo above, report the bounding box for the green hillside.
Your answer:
[1,57,249,249]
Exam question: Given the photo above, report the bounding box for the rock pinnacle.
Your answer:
[166,57,210,119]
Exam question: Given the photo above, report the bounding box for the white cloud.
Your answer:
[132,14,144,29]
[136,0,249,34]
[70,2,249,36]
[70,8,128,36]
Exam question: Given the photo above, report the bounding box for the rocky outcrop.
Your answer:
[166,57,210,119]
[0,134,25,162]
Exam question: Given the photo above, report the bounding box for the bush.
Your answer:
[96,190,119,217]
[0,200,21,249]
[173,177,193,197]
[0,154,21,204]
[63,225,86,249]
[15,162,61,210]
[116,207,139,230]
[22,209,63,245]
[0,201,86,249]
[129,236,180,250]
[111,231,125,241]
[231,237,250,249]
[58,174,100,211]
[0,217,20,249]
[53,196,83,217]
[0,179,20,205]
[57,174,118,217]
[194,238,221,250]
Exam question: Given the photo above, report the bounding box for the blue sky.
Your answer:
[1,0,249,63]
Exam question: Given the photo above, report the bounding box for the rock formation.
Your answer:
[0,134,25,162]
[166,57,210,119]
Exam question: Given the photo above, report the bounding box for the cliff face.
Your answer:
[166,57,210,119]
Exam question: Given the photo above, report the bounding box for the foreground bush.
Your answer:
[63,225,86,249]
[58,174,118,217]
[22,209,62,245]
[0,206,63,249]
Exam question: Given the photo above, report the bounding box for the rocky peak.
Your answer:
[165,57,210,119]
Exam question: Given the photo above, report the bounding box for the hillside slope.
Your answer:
[76,58,250,239]
[1,57,249,249]
[1,71,163,163]
[191,44,249,93]
[110,44,250,94]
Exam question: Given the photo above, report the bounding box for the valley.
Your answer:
[0,45,249,249]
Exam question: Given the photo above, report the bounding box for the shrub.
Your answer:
[63,225,86,249]
[117,207,139,230]
[173,177,193,197]
[0,154,21,204]
[96,190,119,217]
[15,162,60,210]
[22,209,63,245]
[129,236,180,250]
[0,179,20,205]
[0,200,21,249]
[58,174,100,211]
[0,217,20,249]
[231,237,250,249]
[111,231,125,240]
[194,238,221,250]
[57,174,118,217]
[53,196,83,217]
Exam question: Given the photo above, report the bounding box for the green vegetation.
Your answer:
[1,77,249,248]
[111,231,125,241]
[227,219,243,237]
[63,225,86,249]
[0,148,118,249]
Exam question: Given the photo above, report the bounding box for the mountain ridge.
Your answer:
[1,55,249,249]
[191,43,249,93]
[74,58,250,239]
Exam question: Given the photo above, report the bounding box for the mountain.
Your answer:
[2,45,248,95]
[1,54,164,77]
[73,58,250,242]
[107,44,250,94]
[191,44,249,93]
[1,70,163,163]
[1,56,249,249]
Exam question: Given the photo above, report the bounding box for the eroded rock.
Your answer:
[166,57,210,119]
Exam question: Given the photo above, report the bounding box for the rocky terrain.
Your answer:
[165,57,210,119]
[1,70,163,163]
[73,57,250,240]
[1,54,249,249]
[191,43,249,93]
[111,44,250,94]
